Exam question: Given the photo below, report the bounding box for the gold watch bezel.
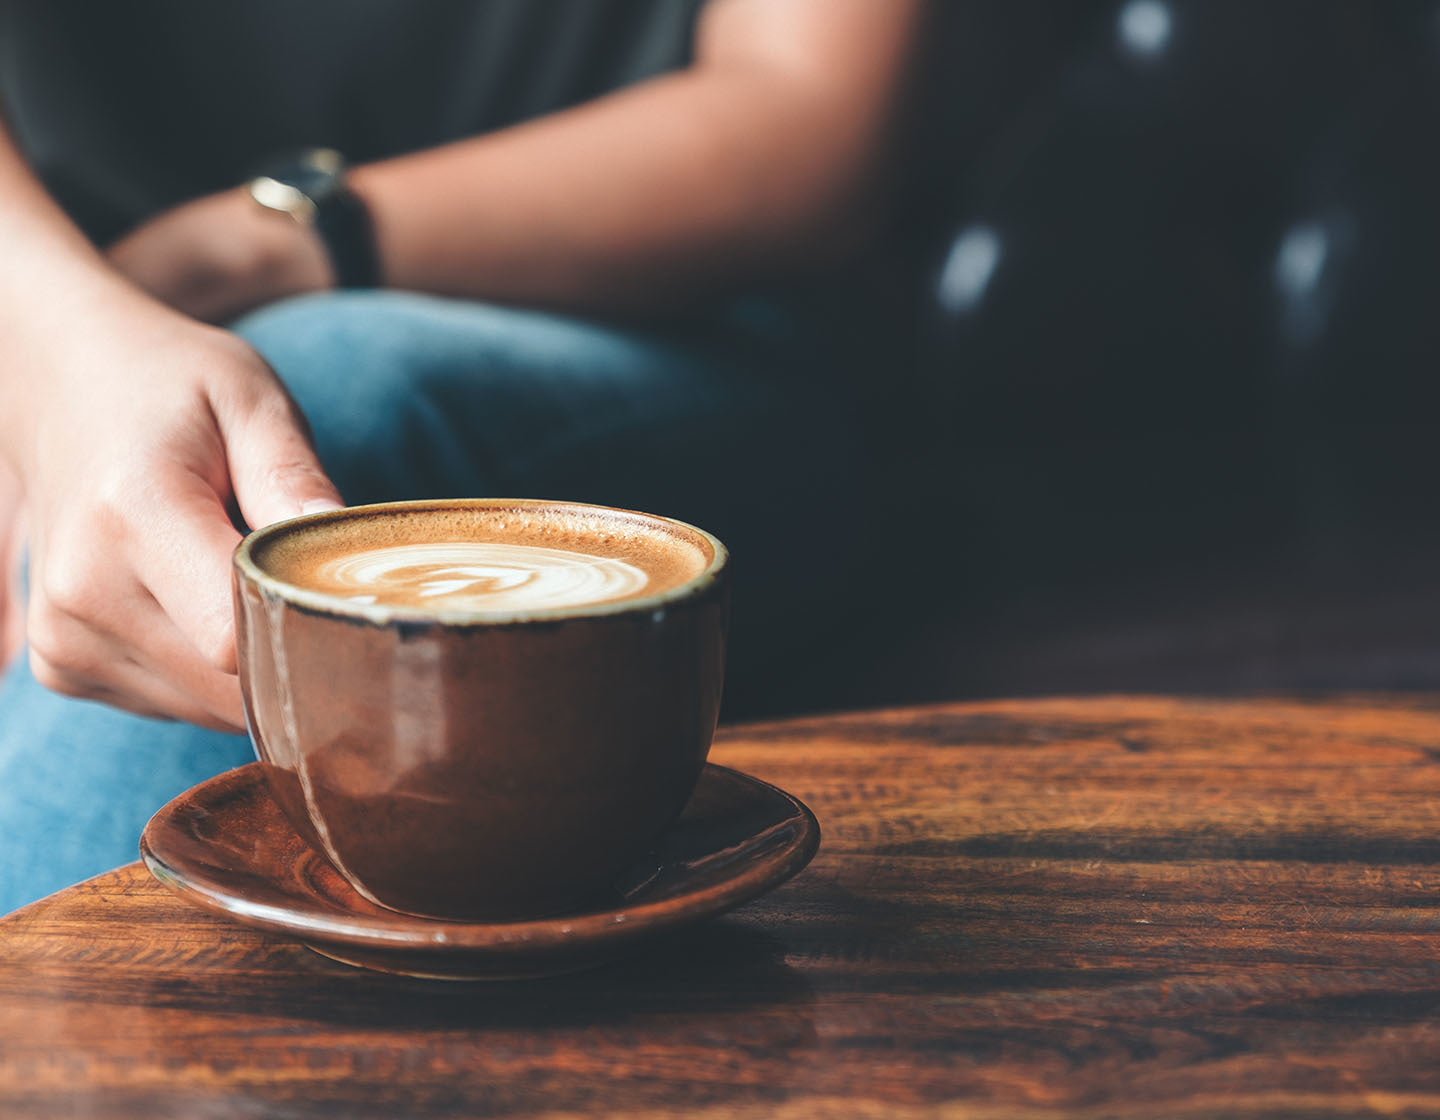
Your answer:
[246,148,345,225]
[248,177,317,223]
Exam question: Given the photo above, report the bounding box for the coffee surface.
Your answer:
[254,503,712,614]
[311,541,652,611]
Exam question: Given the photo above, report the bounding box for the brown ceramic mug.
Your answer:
[232,498,729,921]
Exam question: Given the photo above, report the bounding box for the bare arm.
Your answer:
[354,0,922,312]
[9,0,917,723]
[0,118,341,728]
[112,0,924,321]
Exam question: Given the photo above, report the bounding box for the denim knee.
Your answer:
[233,291,478,504]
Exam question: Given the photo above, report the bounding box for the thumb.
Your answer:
[221,384,344,531]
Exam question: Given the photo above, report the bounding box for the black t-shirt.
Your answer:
[0,0,704,245]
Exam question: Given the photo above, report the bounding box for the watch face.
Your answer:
[257,148,344,201]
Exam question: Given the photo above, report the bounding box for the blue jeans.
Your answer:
[0,291,857,915]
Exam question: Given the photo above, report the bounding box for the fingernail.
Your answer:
[301,498,344,516]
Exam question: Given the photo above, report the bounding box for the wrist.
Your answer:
[246,149,378,290]
[102,187,333,325]
[230,186,335,299]
[1,264,159,408]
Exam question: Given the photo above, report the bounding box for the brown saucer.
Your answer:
[139,761,820,980]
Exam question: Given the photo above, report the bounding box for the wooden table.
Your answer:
[6,695,1440,1118]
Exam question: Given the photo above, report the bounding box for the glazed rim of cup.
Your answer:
[233,498,729,627]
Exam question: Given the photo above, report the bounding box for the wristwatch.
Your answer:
[247,148,380,288]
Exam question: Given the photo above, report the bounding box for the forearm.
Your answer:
[0,119,343,727]
[0,120,164,456]
[350,0,920,315]
[0,121,144,319]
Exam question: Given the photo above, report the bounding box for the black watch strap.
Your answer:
[314,188,381,289]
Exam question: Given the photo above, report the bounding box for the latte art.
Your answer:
[312,541,652,612]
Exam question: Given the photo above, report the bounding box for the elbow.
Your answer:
[755,137,900,273]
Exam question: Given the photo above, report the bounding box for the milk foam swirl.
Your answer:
[313,541,652,612]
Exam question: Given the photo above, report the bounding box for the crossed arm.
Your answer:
[114,0,922,321]
[0,0,923,727]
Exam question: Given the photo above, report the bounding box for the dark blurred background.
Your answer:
[743,0,1440,719]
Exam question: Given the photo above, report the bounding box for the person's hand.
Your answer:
[107,187,332,324]
[7,300,342,730]
[0,459,26,674]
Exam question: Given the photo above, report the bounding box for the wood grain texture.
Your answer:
[6,694,1440,1118]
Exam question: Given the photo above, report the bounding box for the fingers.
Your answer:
[27,590,246,731]
[126,473,246,674]
[30,476,248,725]
[217,378,343,532]
[139,352,341,675]
[30,648,245,732]
[135,363,343,679]
[22,337,341,728]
